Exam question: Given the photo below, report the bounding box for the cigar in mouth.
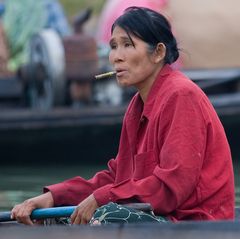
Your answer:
[95,71,116,80]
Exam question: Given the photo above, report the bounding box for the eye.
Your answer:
[109,41,117,50]
[110,44,116,50]
[124,42,132,48]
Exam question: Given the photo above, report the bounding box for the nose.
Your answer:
[109,47,124,64]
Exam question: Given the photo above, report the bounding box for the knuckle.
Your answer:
[18,215,29,223]
[12,204,21,211]
[24,199,33,206]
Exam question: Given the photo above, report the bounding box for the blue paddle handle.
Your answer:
[0,206,77,222]
[0,212,13,222]
[31,206,77,219]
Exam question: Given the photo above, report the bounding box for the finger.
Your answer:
[17,215,34,226]
[81,218,88,224]
[73,215,81,225]
[70,209,77,224]
[71,210,82,225]
[15,209,33,225]
[15,204,34,225]
[16,210,33,225]
[92,219,101,225]
[11,211,16,220]
[11,204,21,220]
[81,213,92,224]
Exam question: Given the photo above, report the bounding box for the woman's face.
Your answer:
[109,26,162,90]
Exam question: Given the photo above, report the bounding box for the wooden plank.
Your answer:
[0,106,126,130]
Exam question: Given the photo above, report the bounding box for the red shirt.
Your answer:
[45,64,235,221]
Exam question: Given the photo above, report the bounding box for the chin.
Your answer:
[117,79,129,87]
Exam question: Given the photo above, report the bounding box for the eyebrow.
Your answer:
[109,36,132,45]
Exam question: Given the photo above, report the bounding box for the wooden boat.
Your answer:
[0,207,240,239]
[0,205,239,223]
[0,106,124,165]
[1,220,240,239]
[4,221,240,239]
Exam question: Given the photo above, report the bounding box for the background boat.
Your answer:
[0,67,240,165]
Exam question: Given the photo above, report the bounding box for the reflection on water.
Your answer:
[0,162,240,212]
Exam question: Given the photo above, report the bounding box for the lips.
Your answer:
[116,68,127,77]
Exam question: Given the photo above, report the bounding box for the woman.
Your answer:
[11,7,235,225]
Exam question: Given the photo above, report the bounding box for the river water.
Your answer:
[0,162,239,211]
[0,165,105,211]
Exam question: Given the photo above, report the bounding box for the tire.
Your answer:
[28,29,66,109]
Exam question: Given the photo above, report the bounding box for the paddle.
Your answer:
[0,206,77,223]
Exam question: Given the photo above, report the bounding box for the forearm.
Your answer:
[28,191,54,208]
[45,159,117,206]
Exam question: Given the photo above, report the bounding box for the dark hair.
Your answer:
[111,6,179,64]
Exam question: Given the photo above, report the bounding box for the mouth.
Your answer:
[116,69,127,77]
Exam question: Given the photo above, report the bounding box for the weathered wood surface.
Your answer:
[1,221,240,239]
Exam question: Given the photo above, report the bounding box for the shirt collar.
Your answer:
[126,64,173,121]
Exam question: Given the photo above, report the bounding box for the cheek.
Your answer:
[131,59,148,75]
[109,52,114,65]
[132,54,149,68]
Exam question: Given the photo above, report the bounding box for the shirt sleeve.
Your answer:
[44,157,117,206]
[94,91,207,214]
[44,108,133,207]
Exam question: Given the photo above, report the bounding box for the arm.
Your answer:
[11,158,117,225]
[11,109,133,225]
[93,92,206,214]
[45,111,133,207]
[10,157,117,225]
[45,157,117,206]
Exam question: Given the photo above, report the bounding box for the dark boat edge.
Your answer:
[0,219,240,239]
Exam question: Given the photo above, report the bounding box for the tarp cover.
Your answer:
[96,0,167,44]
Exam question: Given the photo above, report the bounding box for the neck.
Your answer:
[138,64,164,103]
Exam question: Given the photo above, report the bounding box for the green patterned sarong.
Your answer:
[44,202,168,225]
[90,202,167,225]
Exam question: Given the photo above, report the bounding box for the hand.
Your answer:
[70,194,98,225]
[11,192,54,225]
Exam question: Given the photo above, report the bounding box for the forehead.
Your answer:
[110,26,133,41]
[109,26,150,51]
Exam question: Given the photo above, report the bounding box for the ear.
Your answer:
[153,43,166,63]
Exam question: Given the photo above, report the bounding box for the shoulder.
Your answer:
[152,69,214,121]
[160,69,206,103]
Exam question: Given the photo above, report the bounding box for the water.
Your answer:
[0,165,105,211]
[0,162,239,212]
[234,161,240,207]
